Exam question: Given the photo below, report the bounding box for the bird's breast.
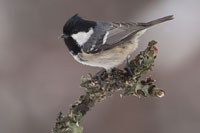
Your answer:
[72,38,139,70]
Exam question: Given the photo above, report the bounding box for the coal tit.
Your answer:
[60,14,173,71]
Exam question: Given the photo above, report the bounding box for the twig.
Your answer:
[52,40,165,133]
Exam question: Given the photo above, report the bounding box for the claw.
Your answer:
[125,56,133,75]
[93,69,106,88]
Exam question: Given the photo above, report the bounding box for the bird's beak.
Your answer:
[58,34,69,39]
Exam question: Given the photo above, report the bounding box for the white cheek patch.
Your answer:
[71,28,94,46]
[103,31,109,44]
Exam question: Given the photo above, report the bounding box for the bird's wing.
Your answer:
[82,21,145,54]
[82,15,174,53]
[103,22,145,47]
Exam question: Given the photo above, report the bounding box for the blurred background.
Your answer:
[0,0,200,133]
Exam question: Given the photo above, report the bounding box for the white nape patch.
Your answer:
[71,28,94,46]
[103,32,109,44]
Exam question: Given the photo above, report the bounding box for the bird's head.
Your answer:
[59,14,96,55]
[60,14,96,41]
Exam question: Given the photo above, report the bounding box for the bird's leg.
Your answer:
[93,69,106,88]
[125,55,133,75]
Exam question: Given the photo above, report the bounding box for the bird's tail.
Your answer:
[138,15,174,27]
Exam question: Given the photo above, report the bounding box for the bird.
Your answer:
[59,14,173,81]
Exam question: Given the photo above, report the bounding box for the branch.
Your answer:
[52,40,165,133]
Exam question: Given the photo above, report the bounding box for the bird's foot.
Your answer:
[93,69,106,88]
[125,57,133,76]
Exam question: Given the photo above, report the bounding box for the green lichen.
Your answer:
[53,40,165,133]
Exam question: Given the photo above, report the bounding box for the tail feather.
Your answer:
[138,15,174,27]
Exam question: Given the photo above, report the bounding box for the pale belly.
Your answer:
[73,39,138,70]
[72,29,146,70]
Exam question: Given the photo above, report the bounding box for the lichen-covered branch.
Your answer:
[52,40,165,133]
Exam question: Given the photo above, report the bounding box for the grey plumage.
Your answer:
[61,14,174,70]
[82,15,174,54]
[82,22,111,53]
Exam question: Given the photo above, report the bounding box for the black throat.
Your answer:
[63,14,97,55]
[64,37,81,55]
